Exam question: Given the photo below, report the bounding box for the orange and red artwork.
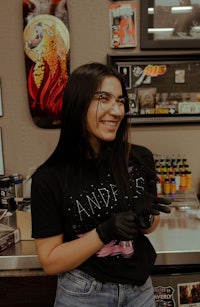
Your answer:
[23,0,70,128]
[109,3,137,49]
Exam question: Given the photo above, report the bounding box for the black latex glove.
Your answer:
[134,192,171,229]
[134,192,171,216]
[96,211,138,244]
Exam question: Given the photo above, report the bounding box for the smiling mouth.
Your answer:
[101,121,118,126]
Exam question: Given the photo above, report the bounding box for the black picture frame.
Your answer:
[0,128,4,175]
[0,79,3,117]
[140,0,200,50]
[107,53,200,125]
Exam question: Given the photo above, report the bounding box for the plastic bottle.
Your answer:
[186,171,192,190]
[163,177,170,195]
[166,157,171,168]
[161,171,167,190]
[180,171,187,190]
[170,177,176,196]
[176,155,182,166]
[156,177,162,196]
[175,171,180,191]
[184,164,189,173]
[179,164,184,173]
[171,155,176,167]
[168,171,173,180]
[11,173,23,200]
[160,156,165,167]
[182,157,188,166]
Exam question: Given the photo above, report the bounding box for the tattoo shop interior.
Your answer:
[0,1,200,306]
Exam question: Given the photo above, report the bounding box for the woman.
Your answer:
[31,63,170,306]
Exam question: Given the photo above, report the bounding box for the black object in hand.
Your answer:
[134,192,171,229]
[134,192,171,216]
[96,211,138,244]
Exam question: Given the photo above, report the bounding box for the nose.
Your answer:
[109,101,125,115]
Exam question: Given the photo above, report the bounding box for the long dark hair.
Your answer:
[39,63,131,208]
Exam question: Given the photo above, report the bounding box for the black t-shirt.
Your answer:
[31,144,157,285]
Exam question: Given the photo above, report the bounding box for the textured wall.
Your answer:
[0,0,200,192]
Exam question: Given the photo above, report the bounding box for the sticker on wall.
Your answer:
[154,285,175,307]
[177,281,200,306]
[118,65,132,89]
[175,69,186,84]
[23,0,70,129]
[109,3,137,48]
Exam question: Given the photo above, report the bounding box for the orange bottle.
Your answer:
[180,171,186,190]
[186,171,192,190]
[163,177,170,195]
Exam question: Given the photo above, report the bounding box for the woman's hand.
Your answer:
[96,211,138,244]
[134,192,171,216]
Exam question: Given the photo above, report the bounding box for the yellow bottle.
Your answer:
[163,177,170,195]
[186,171,192,190]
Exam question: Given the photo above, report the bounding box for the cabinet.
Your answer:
[0,271,57,307]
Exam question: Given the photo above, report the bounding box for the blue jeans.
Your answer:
[54,269,156,307]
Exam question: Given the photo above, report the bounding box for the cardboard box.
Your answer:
[0,227,20,252]
[16,209,33,241]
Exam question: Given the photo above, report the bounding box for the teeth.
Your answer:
[102,121,117,126]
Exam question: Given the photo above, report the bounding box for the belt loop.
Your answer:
[94,279,103,292]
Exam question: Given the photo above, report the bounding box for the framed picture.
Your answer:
[140,0,200,50]
[107,53,200,124]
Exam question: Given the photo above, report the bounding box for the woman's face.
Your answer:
[86,76,125,155]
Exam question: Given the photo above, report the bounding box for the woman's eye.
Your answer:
[118,98,125,105]
[100,94,109,101]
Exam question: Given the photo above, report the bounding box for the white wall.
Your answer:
[0,0,200,192]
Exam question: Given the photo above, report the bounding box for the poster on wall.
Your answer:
[109,3,137,48]
[22,0,70,129]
